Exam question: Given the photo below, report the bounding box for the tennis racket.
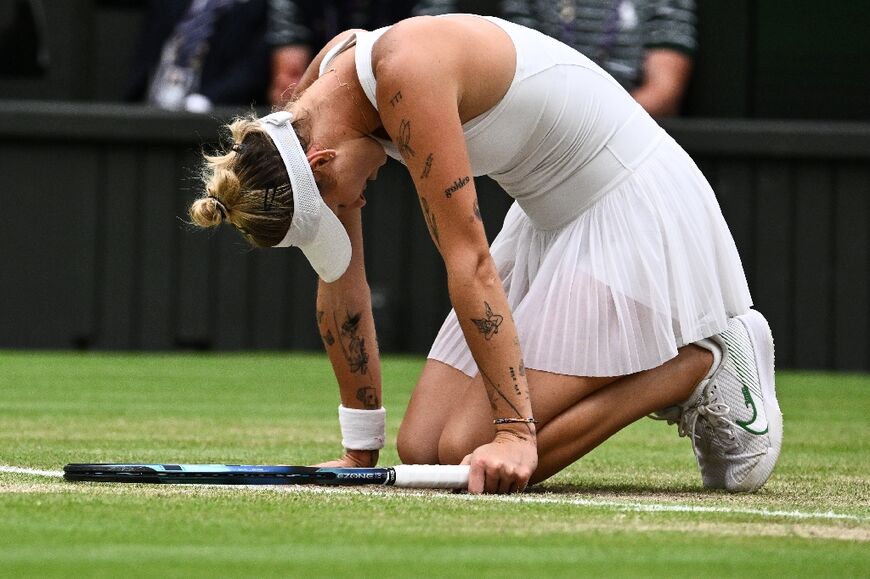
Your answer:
[63,463,469,489]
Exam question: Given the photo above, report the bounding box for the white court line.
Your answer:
[269,485,868,522]
[1,465,865,522]
[0,465,64,477]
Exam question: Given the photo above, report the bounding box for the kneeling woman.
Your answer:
[190,14,782,494]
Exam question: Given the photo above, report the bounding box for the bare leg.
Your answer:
[532,345,712,482]
[397,361,475,464]
[427,345,712,483]
[398,359,616,464]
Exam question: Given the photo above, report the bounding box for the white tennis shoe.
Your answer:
[653,310,782,492]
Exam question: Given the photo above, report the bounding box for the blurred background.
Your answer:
[1,0,868,371]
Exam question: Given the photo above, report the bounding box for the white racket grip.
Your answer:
[391,465,470,489]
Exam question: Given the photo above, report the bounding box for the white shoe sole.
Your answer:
[727,309,783,492]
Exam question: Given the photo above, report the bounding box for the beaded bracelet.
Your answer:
[493,417,538,425]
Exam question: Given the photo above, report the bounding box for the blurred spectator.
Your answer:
[413,0,697,117]
[126,0,271,112]
[267,1,415,106]
[0,0,48,76]
[413,0,537,27]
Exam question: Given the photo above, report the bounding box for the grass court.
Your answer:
[0,352,867,577]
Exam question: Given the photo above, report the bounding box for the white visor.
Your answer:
[259,111,352,283]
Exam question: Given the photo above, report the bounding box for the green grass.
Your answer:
[1,352,868,578]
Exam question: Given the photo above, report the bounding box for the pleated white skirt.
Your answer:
[428,135,753,378]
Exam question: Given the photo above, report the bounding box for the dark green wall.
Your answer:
[1,103,869,370]
[752,1,868,119]
[687,0,869,119]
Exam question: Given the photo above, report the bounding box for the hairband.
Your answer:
[258,111,352,283]
[208,195,228,219]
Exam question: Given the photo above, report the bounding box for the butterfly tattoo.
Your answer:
[471,302,504,341]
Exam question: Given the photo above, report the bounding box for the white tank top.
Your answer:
[319,16,664,230]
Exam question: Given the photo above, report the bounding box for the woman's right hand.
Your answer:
[461,431,538,494]
[314,449,379,469]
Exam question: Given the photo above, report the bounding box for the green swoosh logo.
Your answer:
[736,385,768,435]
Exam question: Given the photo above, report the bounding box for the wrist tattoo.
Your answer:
[495,429,530,442]
[479,367,533,435]
[356,386,380,409]
[509,366,521,396]
[473,200,482,222]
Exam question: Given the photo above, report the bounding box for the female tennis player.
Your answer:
[189,15,781,494]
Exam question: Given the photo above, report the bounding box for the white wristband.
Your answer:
[338,405,386,450]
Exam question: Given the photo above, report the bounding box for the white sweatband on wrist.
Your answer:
[338,405,386,450]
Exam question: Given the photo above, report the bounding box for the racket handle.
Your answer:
[390,464,470,489]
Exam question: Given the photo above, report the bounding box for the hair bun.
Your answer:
[189,197,225,228]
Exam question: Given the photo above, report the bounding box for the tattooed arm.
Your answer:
[315,206,383,468]
[372,24,537,494]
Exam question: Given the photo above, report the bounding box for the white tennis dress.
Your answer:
[320,16,753,377]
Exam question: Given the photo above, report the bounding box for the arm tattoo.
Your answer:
[389,91,403,107]
[420,153,434,179]
[397,119,415,158]
[479,366,533,435]
[471,302,504,340]
[333,311,370,374]
[420,196,441,248]
[322,329,335,346]
[473,200,482,222]
[356,386,380,409]
[509,366,521,396]
[444,175,470,198]
[317,310,335,346]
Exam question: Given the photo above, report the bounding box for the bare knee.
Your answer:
[437,430,469,465]
[437,423,485,465]
[397,418,440,465]
[397,359,475,464]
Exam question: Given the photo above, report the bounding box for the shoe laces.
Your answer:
[676,404,707,446]
[692,395,765,461]
[649,403,708,443]
[652,389,750,456]
[695,401,739,452]
[674,392,740,454]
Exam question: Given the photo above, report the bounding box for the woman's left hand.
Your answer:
[314,449,379,469]
[462,432,538,494]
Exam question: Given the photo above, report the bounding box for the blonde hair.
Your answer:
[189,113,303,247]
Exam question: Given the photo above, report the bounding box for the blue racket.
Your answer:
[63,463,469,489]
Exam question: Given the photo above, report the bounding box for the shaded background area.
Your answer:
[2,0,868,119]
[1,1,868,371]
